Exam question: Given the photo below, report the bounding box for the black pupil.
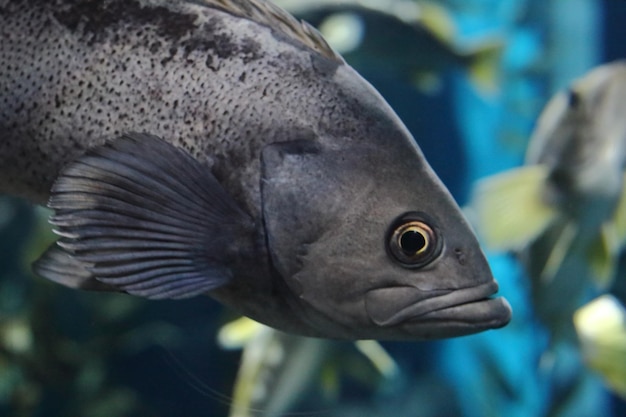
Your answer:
[400,230,426,255]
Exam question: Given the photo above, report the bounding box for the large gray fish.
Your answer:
[0,0,511,340]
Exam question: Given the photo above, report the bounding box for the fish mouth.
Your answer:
[365,281,511,333]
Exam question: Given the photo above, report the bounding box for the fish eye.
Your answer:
[387,212,442,268]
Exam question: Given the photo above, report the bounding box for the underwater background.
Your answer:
[1,0,626,416]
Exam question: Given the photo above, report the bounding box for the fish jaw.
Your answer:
[365,281,511,338]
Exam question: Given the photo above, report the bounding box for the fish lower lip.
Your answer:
[365,281,511,328]
[418,296,512,330]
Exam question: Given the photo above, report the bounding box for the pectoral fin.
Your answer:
[471,165,557,251]
[33,245,119,292]
[35,133,254,300]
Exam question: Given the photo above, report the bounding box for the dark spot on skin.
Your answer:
[149,41,162,54]
[239,37,262,64]
[454,248,466,265]
[205,54,218,71]
[53,0,198,44]
[183,36,214,57]
[118,15,257,69]
[161,46,179,66]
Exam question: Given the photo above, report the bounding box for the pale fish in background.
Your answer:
[471,61,626,339]
[574,295,626,399]
[273,0,502,93]
[218,317,399,417]
[0,0,511,340]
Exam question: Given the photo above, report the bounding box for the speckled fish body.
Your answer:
[0,0,511,340]
[1,0,342,205]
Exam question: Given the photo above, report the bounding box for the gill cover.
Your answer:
[261,139,378,323]
[262,139,365,275]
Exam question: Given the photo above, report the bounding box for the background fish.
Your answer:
[471,60,626,339]
[468,60,626,417]
[0,0,510,340]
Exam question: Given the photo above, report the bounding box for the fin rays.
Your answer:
[35,133,254,300]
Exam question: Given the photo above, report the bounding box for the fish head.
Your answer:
[261,68,511,340]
